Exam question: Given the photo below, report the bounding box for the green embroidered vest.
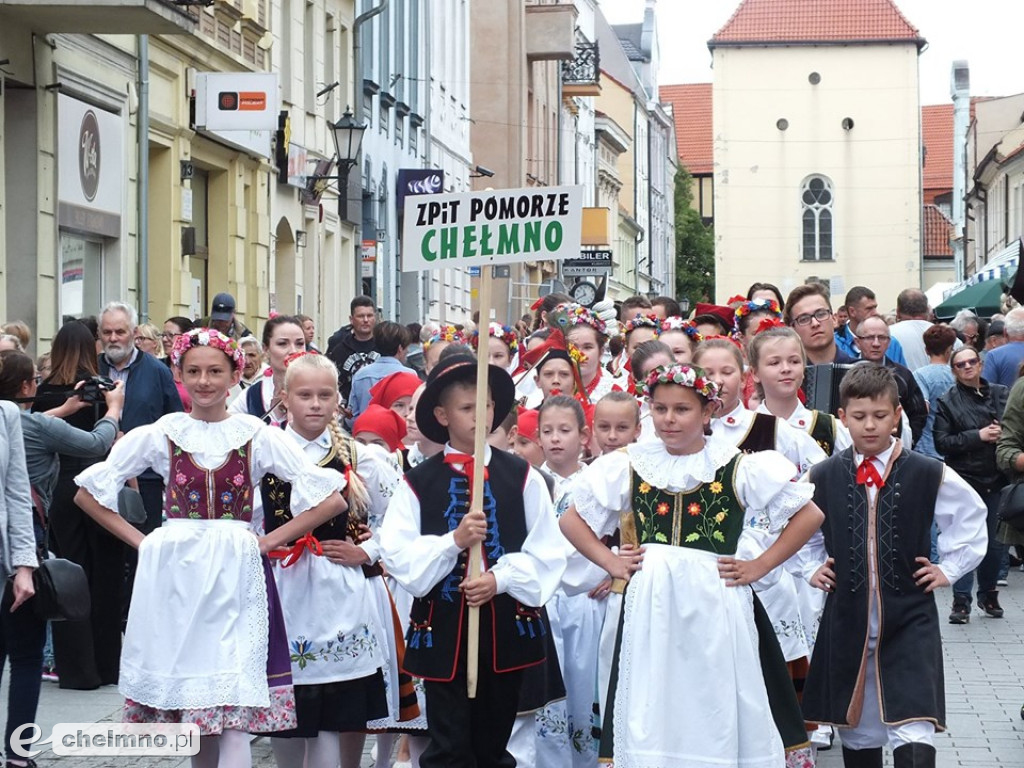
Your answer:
[629,454,745,555]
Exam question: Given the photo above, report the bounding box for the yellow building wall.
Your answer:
[712,44,922,309]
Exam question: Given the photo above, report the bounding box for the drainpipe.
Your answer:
[352,0,387,307]
[353,0,389,103]
[422,1,432,321]
[138,34,150,322]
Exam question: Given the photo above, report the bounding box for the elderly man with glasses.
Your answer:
[853,315,929,447]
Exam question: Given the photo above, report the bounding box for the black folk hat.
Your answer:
[415,351,516,445]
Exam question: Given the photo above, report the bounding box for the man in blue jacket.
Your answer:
[97,301,183,534]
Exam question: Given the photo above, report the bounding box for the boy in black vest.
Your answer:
[802,365,987,768]
[380,352,565,767]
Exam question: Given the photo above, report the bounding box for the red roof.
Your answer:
[659,83,714,175]
[923,204,953,258]
[710,0,924,47]
[922,105,953,198]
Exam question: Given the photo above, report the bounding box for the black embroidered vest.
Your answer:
[803,447,946,727]
[402,450,546,681]
[261,450,350,542]
[738,412,777,453]
[808,411,838,457]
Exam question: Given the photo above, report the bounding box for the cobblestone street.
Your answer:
[11,576,1023,767]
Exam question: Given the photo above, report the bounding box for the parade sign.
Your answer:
[401,185,584,272]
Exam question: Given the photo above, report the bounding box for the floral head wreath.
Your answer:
[660,316,703,344]
[621,312,661,338]
[471,322,519,353]
[551,302,607,336]
[423,324,467,350]
[733,299,782,335]
[171,328,245,374]
[635,363,721,405]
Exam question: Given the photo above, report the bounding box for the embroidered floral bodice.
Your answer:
[630,455,745,554]
[165,438,254,521]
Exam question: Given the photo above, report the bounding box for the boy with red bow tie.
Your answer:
[802,364,987,768]
[379,351,565,767]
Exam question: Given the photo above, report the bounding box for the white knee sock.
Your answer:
[192,735,220,768]
[217,729,252,768]
[408,734,429,767]
[338,732,366,768]
[271,737,307,768]
[306,732,342,768]
[375,732,396,768]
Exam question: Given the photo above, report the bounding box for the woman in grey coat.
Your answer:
[0,379,40,768]
[0,349,122,768]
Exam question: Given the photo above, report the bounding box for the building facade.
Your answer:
[964,93,1024,278]
[709,0,925,310]
[269,0,361,341]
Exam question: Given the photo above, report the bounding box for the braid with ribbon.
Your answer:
[327,416,371,529]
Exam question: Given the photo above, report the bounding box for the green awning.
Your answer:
[933,273,1012,320]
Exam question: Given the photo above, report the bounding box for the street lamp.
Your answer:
[327,108,367,222]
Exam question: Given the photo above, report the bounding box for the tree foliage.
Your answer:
[674,167,715,307]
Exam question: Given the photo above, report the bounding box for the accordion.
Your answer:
[802,363,855,415]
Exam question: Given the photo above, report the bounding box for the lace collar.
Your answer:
[161,412,265,454]
[626,438,738,491]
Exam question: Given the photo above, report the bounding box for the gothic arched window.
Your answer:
[801,175,834,261]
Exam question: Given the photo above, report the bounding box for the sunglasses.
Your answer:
[953,358,980,370]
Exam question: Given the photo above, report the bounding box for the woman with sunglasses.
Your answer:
[933,346,1010,624]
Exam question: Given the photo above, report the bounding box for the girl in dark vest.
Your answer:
[559,363,823,767]
[260,352,409,768]
[73,329,347,768]
[695,338,824,473]
[230,316,305,427]
[379,352,566,768]
[751,326,851,458]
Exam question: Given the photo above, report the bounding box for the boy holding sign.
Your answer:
[379,351,565,767]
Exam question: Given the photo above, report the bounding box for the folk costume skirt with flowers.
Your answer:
[120,519,297,734]
[601,544,784,768]
[270,546,388,735]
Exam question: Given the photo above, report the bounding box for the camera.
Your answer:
[76,375,116,404]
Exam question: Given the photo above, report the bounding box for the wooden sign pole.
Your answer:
[466,267,493,699]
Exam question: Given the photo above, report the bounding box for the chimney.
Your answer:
[951,61,970,280]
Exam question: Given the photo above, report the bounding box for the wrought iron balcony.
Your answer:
[562,41,600,95]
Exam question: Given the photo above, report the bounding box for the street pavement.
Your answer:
[9,574,1024,767]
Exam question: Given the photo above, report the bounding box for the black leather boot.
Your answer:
[842,745,883,768]
[893,742,936,768]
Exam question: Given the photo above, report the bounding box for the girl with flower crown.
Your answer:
[471,322,521,373]
[73,329,348,768]
[658,316,703,364]
[559,363,823,768]
[552,303,625,401]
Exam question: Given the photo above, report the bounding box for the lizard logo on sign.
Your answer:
[79,110,101,203]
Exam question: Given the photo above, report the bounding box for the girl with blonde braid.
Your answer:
[264,353,418,768]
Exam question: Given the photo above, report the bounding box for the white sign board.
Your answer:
[58,94,124,237]
[195,72,279,131]
[401,186,584,273]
